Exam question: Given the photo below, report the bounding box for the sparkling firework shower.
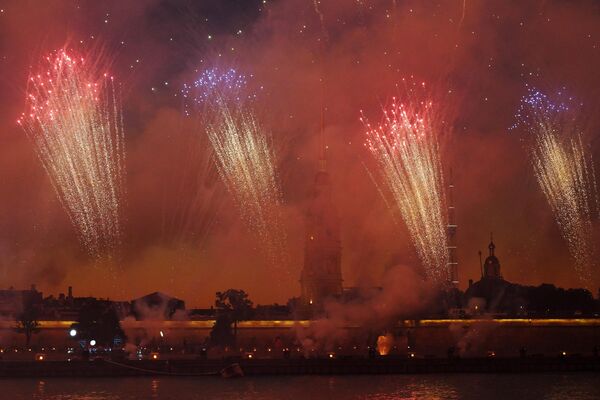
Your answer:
[18,50,126,257]
[184,68,286,267]
[514,88,598,283]
[362,97,449,281]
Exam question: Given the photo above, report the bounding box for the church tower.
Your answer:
[483,234,503,279]
[300,112,343,308]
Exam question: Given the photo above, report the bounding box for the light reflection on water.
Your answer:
[5,374,600,400]
[150,379,159,398]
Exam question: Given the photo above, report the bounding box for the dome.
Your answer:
[483,241,502,279]
[485,255,499,267]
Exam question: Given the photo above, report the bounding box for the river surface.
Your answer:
[3,374,600,399]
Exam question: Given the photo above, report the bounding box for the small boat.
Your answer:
[220,363,244,378]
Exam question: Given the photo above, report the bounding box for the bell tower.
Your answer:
[483,233,503,279]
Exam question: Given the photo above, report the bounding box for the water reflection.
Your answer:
[350,376,459,400]
[3,374,600,400]
[36,380,46,397]
[151,378,160,398]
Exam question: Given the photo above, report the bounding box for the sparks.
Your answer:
[513,87,597,284]
[18,49,126,258]
[362,96,449,282]
[181,67,248,116]
[184,68,287,268]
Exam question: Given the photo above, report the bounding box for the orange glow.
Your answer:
[1,319,598,333]
[377,334,393,356]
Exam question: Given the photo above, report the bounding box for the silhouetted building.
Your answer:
[254,304,290,320]
[188,307,216,321]
[41,286,131,320]
[299,155,343,309]
[465,236,513,312]
[131,292,185,320]
[483,235,503,279]
[0,285,42,317]
[465,236,597,316]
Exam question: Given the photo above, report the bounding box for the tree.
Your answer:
[15,300,41,347]
[71,300,125,347]
[215,289,253,340]
[209,314,235,348]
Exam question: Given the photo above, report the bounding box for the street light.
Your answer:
[69,329,77,337]
[90,339,97,346]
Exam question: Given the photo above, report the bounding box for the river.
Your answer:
[3,373,600,399]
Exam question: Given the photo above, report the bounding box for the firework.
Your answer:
[362,97,448,281]
[514,88,597,283]
[18,50,125,257]
[182,68,249,116]
[312,0,329,41]
[184,68,286,266]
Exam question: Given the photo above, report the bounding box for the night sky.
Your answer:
[1,0,600,306]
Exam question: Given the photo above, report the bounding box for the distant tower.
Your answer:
[483,233,503,279]
[447,170,459,286]
[300,109,343,308]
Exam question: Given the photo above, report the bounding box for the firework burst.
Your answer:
[184,68,286,266]
[361,97,449,282]
[514,87,597,283]
[18,50,126,257]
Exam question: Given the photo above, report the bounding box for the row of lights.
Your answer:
[23,349,573,362]
[8,328,576,361]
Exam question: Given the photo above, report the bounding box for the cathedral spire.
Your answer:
[488,232,495,256]
[318,82,327,172]
[299,83,342,312]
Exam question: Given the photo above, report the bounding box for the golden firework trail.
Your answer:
[18,50,125,257]
[184,68,287,266]
[207,99,287,266]
[515,88,597,283]
[362,98,449,282]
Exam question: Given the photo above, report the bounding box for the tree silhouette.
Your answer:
[215,289,253,340]
[209,314,235,347]
[15,300,40,347]
[70,300,125,347]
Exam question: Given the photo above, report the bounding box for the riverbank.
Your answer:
[3,318,600,360]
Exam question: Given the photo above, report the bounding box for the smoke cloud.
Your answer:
[295,264,433,352]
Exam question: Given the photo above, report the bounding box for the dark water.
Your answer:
[3,374,600,399]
